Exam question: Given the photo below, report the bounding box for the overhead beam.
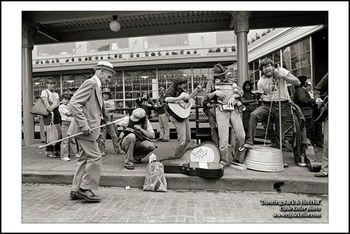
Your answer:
[23,11,171,24]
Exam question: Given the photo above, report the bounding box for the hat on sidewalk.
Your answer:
[93,61,116,74]
[130,108,146,121]
[211,63,228,77]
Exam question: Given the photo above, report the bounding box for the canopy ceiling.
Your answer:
[23,11,328,45]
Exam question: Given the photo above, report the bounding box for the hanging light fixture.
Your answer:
[109,15,121,32]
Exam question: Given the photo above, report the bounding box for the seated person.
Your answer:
[244,58,300,149]
[114,108,155,170]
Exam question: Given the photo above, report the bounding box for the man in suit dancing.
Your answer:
[68,61,115,203]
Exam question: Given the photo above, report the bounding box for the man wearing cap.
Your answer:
[164,76,192,158]
[114,108,155,170]
[68,61,115,202]
[154,87,170,142]
[97,87,124,156]
[205,63,246,167]
[244,58,300,150]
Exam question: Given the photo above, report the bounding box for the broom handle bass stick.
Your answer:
[38,118,124,149]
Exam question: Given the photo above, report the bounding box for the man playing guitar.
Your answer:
[114,108,155,170]
[165,76,201,158]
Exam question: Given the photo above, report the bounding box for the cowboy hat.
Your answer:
[93,61,116,74]
[211,63,228,77]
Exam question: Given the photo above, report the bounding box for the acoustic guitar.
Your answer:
[162,141,224,179]
[167,84,202,121]
[313,96,328,122]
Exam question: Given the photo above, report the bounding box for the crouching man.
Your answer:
[115,108,156,170]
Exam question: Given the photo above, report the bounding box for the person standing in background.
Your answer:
[41,79,62,158]
[241,80,259,138]
[154,87,170,142]
[59,93,78,161]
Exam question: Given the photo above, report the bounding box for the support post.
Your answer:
[22,24,35,145]
[234,12,250,87]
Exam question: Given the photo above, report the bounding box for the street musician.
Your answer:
[205,63,246,166]
[114,108,155,170]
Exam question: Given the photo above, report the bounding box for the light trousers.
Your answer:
[216,108,245,164]
[72,139,102,191]
[169,115,191,158]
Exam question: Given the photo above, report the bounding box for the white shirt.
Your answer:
[40,89,60,106]
[257,76,290,102]
[59,103,74,122]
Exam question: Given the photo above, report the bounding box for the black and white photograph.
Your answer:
[1,1,349,233]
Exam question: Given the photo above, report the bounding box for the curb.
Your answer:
[22,170,328,195]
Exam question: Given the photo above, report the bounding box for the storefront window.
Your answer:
[249,37,312,91]
[89,38,129,52]
[216,31,236,45]
[35,42,75,57]
[124,69,156,108]
[62,74,90,94]
[144,34,189,49]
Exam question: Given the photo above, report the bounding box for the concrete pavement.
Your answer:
[22,139,328,194]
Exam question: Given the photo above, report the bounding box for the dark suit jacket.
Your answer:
[68,76,108,141]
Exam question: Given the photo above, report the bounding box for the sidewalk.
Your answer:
[22,139,328,194]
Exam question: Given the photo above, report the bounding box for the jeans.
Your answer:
[158,113,170,140]
[97,123,122,154]
[169,116,191,158]
[216,108,245,164]
[246,102,289,147]
[121,133,155,164]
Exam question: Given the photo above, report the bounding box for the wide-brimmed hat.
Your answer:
[102,87,111,95]
[93,61,116,74]
[130,108,146,122]
[211,63,228,77]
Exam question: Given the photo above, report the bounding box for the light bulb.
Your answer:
[109,16,121,32]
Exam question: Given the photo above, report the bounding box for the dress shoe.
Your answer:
[76,188,101,203]
[161,139,169,142]
[69,190,83,200]
[314,171,328,177]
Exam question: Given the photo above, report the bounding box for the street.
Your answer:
[22,183,328,224]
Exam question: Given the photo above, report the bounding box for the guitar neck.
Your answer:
[189,86,202,99]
